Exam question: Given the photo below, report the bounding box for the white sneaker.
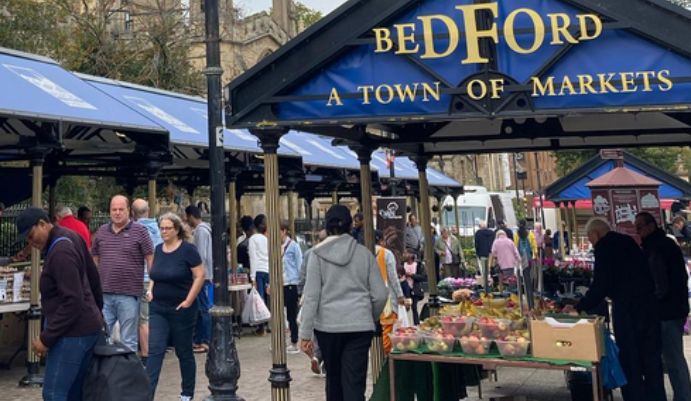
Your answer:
[180,396,192,401]
[286,344,300,354]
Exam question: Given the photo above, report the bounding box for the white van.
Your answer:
[442,186,517,237]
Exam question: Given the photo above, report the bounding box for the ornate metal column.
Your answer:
[203,0,242,399]
[20,152,45,387]
[253,128,291,401]
[412,156,440,315]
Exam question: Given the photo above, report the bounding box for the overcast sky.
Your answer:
[239,0,346,16]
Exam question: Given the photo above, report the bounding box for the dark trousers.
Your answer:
[284,285,299,344]
[315,330,373,401]
[43,333,99,401]
[194,280,212,345]
[613,300,666,401]
[147,301,198,400]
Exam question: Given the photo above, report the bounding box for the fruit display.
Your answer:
[422,329,456,354]
[440,315,475,337]
[495,335,531,357]
[418,316,442,332]
[459,333,493,355]
[477,317,511,339]
[390,327,421,352]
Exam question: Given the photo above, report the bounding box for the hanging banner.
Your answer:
[376,197,407,268]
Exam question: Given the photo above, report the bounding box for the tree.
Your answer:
[552,147,690,178]
[0,1,69,56]
[294,1,323,28]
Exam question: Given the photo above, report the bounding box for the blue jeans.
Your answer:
[661,318,691,401]
[255,272,270,305]
[103,293,140,353]
[43,333,99,401]
[194,281,212,345]
[147,300,198,399]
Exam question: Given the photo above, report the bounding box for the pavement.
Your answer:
[1,331,689,401]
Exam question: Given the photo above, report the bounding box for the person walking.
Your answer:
[17,208,103,401]
[92,195,154,353]
[513,219,538,292]
[474,221,495,288]
[185,205,213,354]
[55,205,91,248]
[552,221,570,258]
[533,222,544,261]
[249,214,270,334]
[77,206,92,230]
[351,213,365,245]
[488,230,521,287]
[636,212,691,401]
[543,229,554,260]
[132,198,162,365]
[375,230,406,354]
[402,253,425,325]
[146,213,205,401]
[569,218,666,401]
[281,222,303,354]
[300,205,388,401]
[300,229,327,376]
[435,227,464,278]
[237,215,255,270]
[405,214,423,258]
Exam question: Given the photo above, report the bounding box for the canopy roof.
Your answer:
[0,48,168,162]
[226,0,691,155]
[545,152,691,202]
[586,166,661,188]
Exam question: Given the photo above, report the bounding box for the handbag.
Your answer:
[444,239,461,265]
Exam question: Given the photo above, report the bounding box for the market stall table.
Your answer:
[388,352,603,401]
[229,283,252,336]
[0,302,30,314]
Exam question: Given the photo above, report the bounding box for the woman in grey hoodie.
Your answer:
[299,205,388,401]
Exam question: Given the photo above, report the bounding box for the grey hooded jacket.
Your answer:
[299,234,388,339]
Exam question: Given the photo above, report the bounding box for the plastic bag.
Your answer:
[601,329,627,390]
[396,305,410,328]
[242,288,271,325]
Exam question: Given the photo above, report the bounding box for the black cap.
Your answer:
[375,229,383,242]
[325,205,352,227]
[16,207,49,243]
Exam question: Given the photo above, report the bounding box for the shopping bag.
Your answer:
[601,330,627,390]
[242,288,271,325]
[395,305,410,328]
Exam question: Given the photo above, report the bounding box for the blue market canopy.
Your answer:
[0,48,168,161]
[226,0,691,155]
[545,152,691,202]
[369,151,461,189]
[80,74,299,159]
[281,131,360,170]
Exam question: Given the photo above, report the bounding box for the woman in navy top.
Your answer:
[146,213,205,401]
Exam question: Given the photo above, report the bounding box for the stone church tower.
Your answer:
[187,0,299,84]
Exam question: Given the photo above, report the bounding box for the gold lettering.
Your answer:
[577,14,602,41]
[326,88,343,107]
[373,28,393,53]
[421,82,441,102]
[456,3,499,64]
[620,72,637,93]
[657,69,673,91]
[532,76,556,97]
[393,83,419,102]
[577,74,598,95]
[635,71,655,92]
[357,85,374,105]
[418,15,460,59]
[394,23,420,55]
[505,8,545,54]
[548,13,579,45]
[597,73,619,94]
[467,79,488,100]
[489,78,505,99]
[375,84,395,104]
[559,76,576,96]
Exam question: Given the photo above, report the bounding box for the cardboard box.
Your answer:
[530,316,605,362]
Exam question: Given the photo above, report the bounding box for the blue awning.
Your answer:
[370,151,461,188]
[281,131,361,170]
[80,74,298,157]
[0,48,164,133]
[546,152,691,201]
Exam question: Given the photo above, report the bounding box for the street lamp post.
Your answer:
[203,1,243,400]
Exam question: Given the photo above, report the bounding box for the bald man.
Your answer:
[92,195,154,354]
[573,218,665,401]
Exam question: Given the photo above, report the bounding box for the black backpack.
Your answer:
[83,337,149,401]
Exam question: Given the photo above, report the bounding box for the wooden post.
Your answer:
[148,178,157,217]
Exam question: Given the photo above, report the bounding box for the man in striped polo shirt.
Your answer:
[92,195,154,353]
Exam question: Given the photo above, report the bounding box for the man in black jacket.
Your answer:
[573,217,666,401]
[636,212,691,401]
[474,221,495,289]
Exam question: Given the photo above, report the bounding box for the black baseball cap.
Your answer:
[325,204,353,227]
[15,207,50,243]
